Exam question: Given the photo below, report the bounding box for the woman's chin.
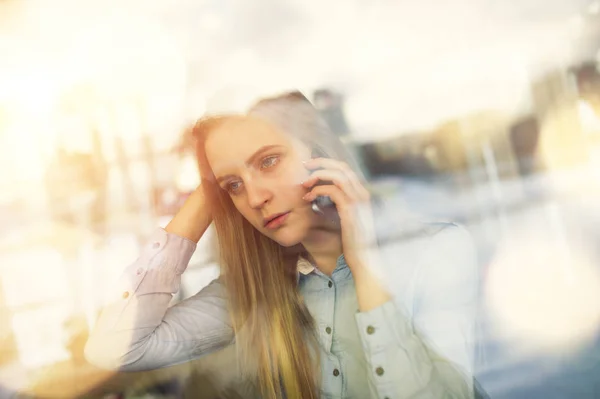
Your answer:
[275,237,303,248]
[270,230,305,248]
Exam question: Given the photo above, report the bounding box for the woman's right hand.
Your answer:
[164,184,212,243]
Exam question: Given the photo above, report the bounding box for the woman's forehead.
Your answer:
[204,116,305,170]
[207,117,290,149]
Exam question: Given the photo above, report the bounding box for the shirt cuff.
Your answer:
[120,228,197,296]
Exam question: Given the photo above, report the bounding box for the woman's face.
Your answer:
[205,117,319,247]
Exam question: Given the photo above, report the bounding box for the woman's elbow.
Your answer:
[84,335,146,372]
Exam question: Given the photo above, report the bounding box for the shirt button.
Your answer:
[152,242,160,249]
[136,268,144,275]
[328,281,333,288]
[325,327,332,334]
[375,367,385,376]
[366,325,376,335]
[122,291,130,299]
[333,369,340,377]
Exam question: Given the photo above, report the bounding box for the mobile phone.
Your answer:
[310,147,335,214]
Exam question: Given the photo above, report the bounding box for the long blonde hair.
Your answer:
[193,92,359,399]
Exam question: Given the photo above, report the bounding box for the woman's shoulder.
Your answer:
[372,197,477,279]
[372,196,470,244]
[421,220,475,253]
[419,220,478,276]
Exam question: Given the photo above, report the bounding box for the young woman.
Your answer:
[86,91,479,398]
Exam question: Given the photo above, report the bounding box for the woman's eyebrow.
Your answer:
[216,174,235,185]
[244,145,283,166]
[215,145,284,184]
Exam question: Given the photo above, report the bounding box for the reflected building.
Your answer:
[313,89,350,136]
[573,61,600,115]
[509,116,542,177]
[0,283,17,367]
[428,111,519,184]
[572,61,600,167]
[44,148,106,226]
[359,133,435,178]
[357,110,519,185]
[428,120,469,174]
[531,67,589,169]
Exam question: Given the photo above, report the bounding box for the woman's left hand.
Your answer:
[301,157,379,273]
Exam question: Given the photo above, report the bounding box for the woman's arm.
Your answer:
[352,223,478,399]
[164,186,212,242]
[85,187,234,371]
[301,158,478,397]
[411,223,478,377]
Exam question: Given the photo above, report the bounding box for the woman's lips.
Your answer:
[264,212,290,229]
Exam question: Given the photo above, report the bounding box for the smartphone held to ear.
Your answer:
[310,148,335,214]
[311,194,334,214]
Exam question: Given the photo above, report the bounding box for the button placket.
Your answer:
[323,320,334,352]
[325,355,343,396]
[322,276,335,353]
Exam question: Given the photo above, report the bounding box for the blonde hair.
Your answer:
[193,92,359,398]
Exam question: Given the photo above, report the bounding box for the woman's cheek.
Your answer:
[282,162,310,188]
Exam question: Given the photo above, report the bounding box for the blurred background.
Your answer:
[1,0,600,397]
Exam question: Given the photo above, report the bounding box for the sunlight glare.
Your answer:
[486,227,600,351]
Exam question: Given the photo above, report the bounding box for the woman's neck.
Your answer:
[301,230,343,276]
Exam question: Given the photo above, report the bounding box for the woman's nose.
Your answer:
[245,180,273,209]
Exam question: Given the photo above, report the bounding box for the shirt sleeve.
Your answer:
[354,223,478,399]
[85,228,234,371]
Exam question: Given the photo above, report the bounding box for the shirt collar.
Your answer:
[297,257,315,275]
[296,254,347,276]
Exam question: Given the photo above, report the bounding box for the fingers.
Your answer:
[303,159,379,258]
[304,184,377,248]
[303,158,370,202]
[303,184,350,212]
[302,169,358,201]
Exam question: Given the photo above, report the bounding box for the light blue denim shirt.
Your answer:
[86,221,477,398]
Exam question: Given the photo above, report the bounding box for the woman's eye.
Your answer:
[226,181,243,193]
[260,155,280,169]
